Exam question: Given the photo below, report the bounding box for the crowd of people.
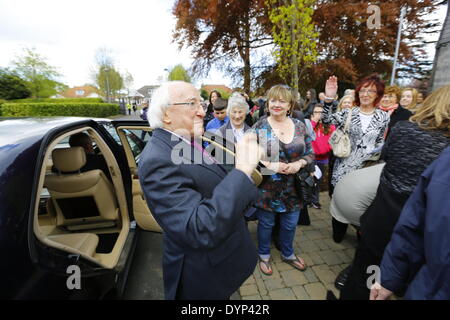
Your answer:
[137,76,449,300]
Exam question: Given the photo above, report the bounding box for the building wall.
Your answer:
[431,5,450,91]
[432,44,450,91]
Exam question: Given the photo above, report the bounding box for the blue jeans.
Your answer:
[256,209,300,260]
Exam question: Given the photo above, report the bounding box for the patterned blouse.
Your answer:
[252,117,314,213]
[322,102,390,186]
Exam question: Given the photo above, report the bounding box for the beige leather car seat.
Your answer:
[45,147,119,231]
[47,233,99,257]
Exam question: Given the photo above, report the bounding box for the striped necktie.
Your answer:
[191,139,216,164]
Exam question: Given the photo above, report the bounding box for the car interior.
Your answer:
[32,124,262,270]
[34,127,138,269]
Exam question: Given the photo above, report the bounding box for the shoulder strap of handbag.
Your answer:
[343,108,353,133]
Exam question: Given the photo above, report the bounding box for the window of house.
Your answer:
[76,90,85,96]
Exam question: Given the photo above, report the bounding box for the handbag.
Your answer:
[281,143,314,206]
[295,167,315,206]
[329,108,353,158]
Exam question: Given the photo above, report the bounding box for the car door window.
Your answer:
[122,129,150,163]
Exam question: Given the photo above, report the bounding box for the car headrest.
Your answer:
[52,147,86,172]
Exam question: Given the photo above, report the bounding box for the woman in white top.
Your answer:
[216,92,251,143]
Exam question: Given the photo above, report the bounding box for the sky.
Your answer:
[0,0,448,91]
[0,0,224,89]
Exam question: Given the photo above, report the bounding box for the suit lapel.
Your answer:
[153,129,227,179]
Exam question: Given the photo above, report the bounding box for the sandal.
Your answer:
[282,255,307,271]
[258,257,273,276]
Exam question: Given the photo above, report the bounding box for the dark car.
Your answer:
[0,117,164,299]
[0,117,262,300]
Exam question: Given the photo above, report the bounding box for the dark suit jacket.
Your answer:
[216,121,251,144]
[138,128,258,300]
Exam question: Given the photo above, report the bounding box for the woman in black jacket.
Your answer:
[304,88,318,118]
[204,90,222,128]
[340,84,450,300]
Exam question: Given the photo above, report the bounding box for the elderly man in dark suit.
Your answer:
[138,81,261,300]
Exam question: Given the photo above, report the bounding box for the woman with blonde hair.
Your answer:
[399,87,419,111]
[252,84,314,275]
[337,95,355,111]
[340,84,450,300]
[380,85,413,138]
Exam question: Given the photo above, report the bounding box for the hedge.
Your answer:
[8,97,104,104]
[0,99,6,116]
[1,103,120,118]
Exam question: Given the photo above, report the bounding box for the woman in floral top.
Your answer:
[252,85,314,275]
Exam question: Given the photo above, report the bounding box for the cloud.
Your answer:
[0,0,231,89]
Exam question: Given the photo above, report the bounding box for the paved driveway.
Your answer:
[239,193,358,300]
[122,191,357,300]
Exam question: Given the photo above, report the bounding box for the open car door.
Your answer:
[111,121,264,233]
[111,120,162,233]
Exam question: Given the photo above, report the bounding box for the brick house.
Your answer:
[201,84,233,97]
[55,85,101,99]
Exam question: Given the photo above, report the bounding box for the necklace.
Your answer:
[269,117,289,136]
[359,109,375,115]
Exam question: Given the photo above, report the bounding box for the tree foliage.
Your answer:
[123,70,134,96]
[0,68,32,100]
[92,47,124,101]
[173,0,442,95]
[11,47,66,98]
[267,0,318,99]
[168,64,192,82]
[306,0,441,91]
[172,0,273,92]
[96,66,123,101]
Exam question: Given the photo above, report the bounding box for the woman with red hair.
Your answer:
[322,74,390,242]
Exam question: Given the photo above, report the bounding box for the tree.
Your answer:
[172,0,273,92]
[305,0,441,92]
[92,47,124,102]
[123,70,134,96]
[11,47,65,98]
[267,0,318,100]
[96,66,123,102]
[200,88,209,100]
[0,68,32,100]
[168,64,192,82]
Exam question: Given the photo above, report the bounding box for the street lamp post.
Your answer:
[391,6,407,86]
[104,67,111,103]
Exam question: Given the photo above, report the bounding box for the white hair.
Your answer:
[227,92,249,115]
[148,82,192,128]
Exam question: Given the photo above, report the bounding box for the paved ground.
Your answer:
[122,191,357,300]
[238,192,358,300]
[110,112,142,120]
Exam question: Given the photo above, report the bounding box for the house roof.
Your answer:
[137,85,160,98]
[127,90,145,98]
[60,85,100,98]
[201,85,233,95]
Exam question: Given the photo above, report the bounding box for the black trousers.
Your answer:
[339,240,380,300]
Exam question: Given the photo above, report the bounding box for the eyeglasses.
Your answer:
[171,99,201,110]
[359,89,377,95]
